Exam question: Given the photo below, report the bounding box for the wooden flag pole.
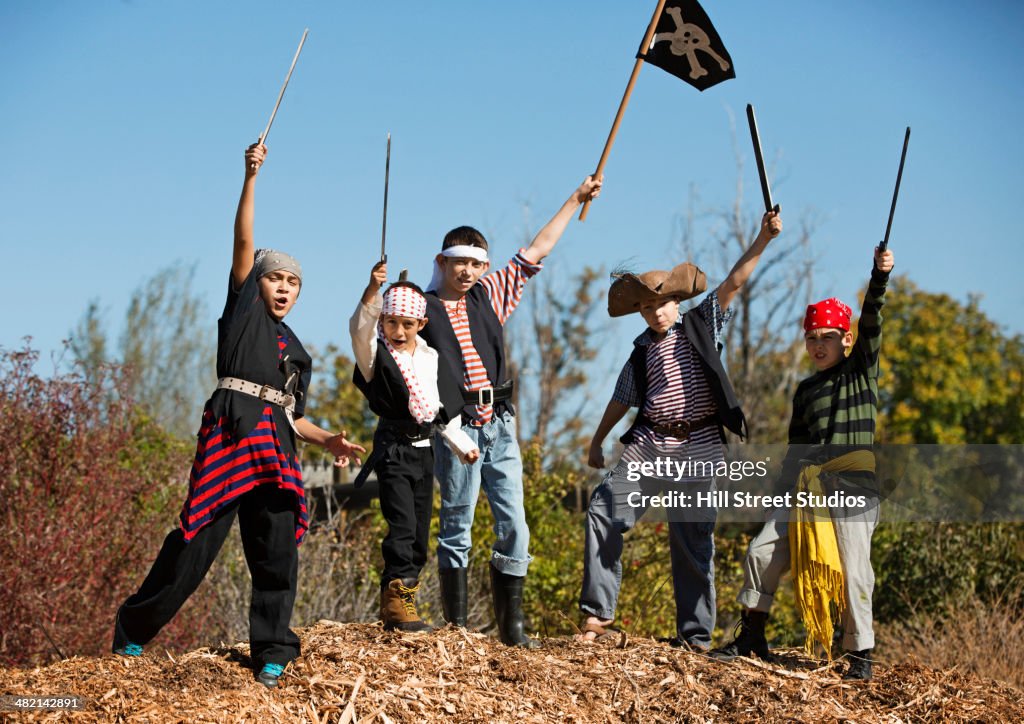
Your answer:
[578,0,669,222]
[251,29,309,168]
[381,133,391,263]
[878,127,911,252]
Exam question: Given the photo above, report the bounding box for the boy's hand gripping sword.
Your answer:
[381,133,391,264]
[879,127,911,252]
[746,104,780,215]
[251,29,309,167]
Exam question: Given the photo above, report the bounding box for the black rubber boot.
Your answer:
[843,649,873,681]
[711,610,770,661]
[439,567,468,627]
[489,565,539,649]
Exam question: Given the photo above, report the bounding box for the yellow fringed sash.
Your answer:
[789,450,875,659]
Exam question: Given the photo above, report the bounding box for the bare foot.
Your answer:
[576,616,614,642]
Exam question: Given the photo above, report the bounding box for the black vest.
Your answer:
[352,342,464,426]
[620,306,747,444]
[420,285,512,417]
[209,270,312,457]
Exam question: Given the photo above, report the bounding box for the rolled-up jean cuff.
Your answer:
[579,604,615,620]
[491,551,532,577]
[737,589,774,612]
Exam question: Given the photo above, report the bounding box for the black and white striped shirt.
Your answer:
[613,291,733,475]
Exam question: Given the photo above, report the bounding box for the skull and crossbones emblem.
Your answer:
[651,6,731,80]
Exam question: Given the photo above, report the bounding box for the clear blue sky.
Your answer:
[3,0,1023,367]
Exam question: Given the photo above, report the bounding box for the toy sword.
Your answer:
[879,127,911,252]
[746,104,780,214]
[251,28,309,167]
[381,133,391,263]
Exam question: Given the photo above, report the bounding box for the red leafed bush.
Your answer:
[0,346,212,666]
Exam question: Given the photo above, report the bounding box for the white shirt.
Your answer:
[349,296,476,457]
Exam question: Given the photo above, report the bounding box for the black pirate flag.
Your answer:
[638,0,735,91]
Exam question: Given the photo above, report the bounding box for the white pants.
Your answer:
[737,499,878,651]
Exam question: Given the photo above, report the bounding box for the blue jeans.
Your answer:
[434,412,532,576]
[579,460,717,648]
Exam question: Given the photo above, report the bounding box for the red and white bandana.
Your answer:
[381,285,427,320]
[380,335,438,424]
[803,297,852,332]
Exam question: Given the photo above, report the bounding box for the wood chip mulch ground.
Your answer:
[2,621,1022,722]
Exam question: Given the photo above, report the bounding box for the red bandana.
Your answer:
[803,297,852,332]
[381,285,427,320]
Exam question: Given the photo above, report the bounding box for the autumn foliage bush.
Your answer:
[0,346,211,667]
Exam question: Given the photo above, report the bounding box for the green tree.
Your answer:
[877,276,1024,444]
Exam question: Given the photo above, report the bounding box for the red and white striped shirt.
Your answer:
[443,249,541,425]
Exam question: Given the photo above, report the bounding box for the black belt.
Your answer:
[640,413,719,441]
[352,418,434,488]
[379,417,433,442]
[462,380,514,406]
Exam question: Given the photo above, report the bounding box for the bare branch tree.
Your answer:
[675,120,819,442]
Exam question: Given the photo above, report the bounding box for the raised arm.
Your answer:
[853,246,894,365]
[232,143,267,288]
[349,261,387,382]
[522,174,603,263]
[716,210,782,311]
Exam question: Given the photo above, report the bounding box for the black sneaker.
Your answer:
[710,610,770,661]
[843,649,873,681]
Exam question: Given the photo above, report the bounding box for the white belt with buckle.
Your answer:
[216,377,297,432]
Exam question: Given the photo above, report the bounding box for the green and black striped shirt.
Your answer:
[791,266,890,445]
[774,266,890,490]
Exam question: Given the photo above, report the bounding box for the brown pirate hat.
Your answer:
[607,263,707,317]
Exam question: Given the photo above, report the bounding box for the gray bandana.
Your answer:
[254,248,302,284]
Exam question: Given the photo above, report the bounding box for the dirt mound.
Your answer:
[2,621,1022,722]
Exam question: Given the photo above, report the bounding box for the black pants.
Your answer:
[376,442,435,587]
[115,483,300,667]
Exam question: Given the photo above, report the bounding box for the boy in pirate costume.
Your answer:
[112,143,364,689]
[712,245,895,681]
[579,211,782,650]
[350,261,479,632]
[420,174,602,647]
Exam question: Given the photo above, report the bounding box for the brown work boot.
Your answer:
[381,578,433,633]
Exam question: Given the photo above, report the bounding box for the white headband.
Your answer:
[426,245,490,292]
[441,245,489,262]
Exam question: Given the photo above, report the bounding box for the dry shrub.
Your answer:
[877,587,1024,690]
[0,346,210,666]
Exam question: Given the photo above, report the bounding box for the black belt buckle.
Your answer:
[664,420,691,441]
[477,387,494,406]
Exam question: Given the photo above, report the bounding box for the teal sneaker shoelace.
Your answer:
[261,663,285,678]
